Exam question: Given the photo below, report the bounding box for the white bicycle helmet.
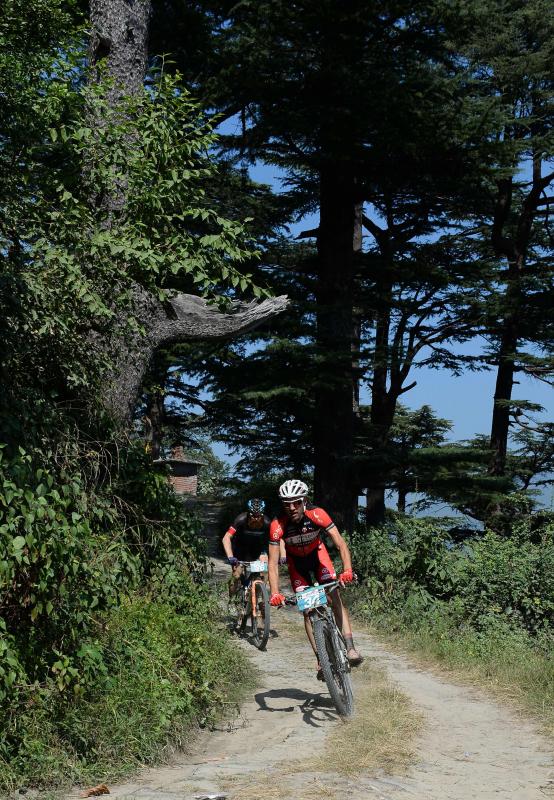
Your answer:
[278,479,309,501]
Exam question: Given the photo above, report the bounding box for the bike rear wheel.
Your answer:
[251,581,270,650]
[313,616,354,717]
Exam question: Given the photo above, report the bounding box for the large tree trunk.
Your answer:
[144,387,164,460]
[314,166,357,532]
[362,220,419,526]
[488,156,552,477]
[89,0,151,101]
[365,264,393,526]
[352,200,363,420]
[489,281,519,477]
[87,1,289,424]
[397,483,407,514]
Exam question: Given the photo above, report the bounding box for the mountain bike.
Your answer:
[231,559,271,650]
[286,581,354,717]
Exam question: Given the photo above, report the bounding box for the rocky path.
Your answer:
[66,510,554,800]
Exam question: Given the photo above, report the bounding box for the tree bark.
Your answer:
[352,200,363,419]
[314,166,357,533]
[488,157,553,477]
[489,280,519,477]
[89,0,151,102]
[103,287,289,424]
[365,266,393,526]
[397,484,407,514]
[363,218,396,527]
[144,386,164,460]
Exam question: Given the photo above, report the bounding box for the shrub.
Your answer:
[349,515,554,637]
[457,532,554,633]
[349,517,464,611]
[0,443,249,791]
[0,595,251,789]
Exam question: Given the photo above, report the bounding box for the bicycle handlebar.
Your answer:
[282,580,342,606]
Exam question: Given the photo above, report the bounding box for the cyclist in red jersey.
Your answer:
[268,479,363,674]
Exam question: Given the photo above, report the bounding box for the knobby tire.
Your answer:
[312,616,354,717]
[251,581,270,650]
[233,587,248,633]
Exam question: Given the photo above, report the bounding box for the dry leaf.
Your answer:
[80,784,110,797]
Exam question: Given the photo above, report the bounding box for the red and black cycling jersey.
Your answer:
[269,504,335,558]
[226,512,271,548]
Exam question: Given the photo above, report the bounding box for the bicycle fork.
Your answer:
[250,578,264,613]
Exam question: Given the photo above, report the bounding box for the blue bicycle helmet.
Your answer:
[247,498,265,514]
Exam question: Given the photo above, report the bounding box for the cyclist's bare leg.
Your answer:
[302,612,325,679]
[228,563,243,598]
[328,588,363,664]
[303,611,318,656]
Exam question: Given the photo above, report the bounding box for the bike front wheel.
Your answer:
[251,581,270,650]
[313,616,354,717]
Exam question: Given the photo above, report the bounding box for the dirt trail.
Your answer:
[67,517,554,800]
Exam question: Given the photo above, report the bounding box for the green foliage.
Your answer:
[0,439,251,791]
[350,514,554,637]
[54,71,258,296]
[457,528,554,634]
[174,239,319,482]
[193,446,231,497]
[0,441,185,692]
[0,3,264,791]
[1,11,264,428]
[349,514,554,732]
[0,447,138,696]
[349,518,464,611]
[0,595,251,790]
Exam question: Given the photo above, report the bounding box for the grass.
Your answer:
[314,659,422,777]
[222,772,340,800]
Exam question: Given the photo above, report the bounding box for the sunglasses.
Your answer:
[282,499,303,509]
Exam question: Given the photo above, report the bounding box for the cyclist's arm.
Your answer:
[222,515,241,560]
[268,518,283,596]
[221,529,235,560]
[268,540,280,595]
[326,525,353,574]
[279,539,287,561]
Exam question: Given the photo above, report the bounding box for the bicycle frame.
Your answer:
[304,588,349,661]
[234,560,271,650]
[285,580,353,716]
[239,560,268,610]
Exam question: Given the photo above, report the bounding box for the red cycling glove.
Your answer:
[339,569,354,584]
[270,592,286,607]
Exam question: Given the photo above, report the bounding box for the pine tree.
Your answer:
[148,0,554,529]
[383,404,453,514]
[149,0,505,530]
[469,0,554,478]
